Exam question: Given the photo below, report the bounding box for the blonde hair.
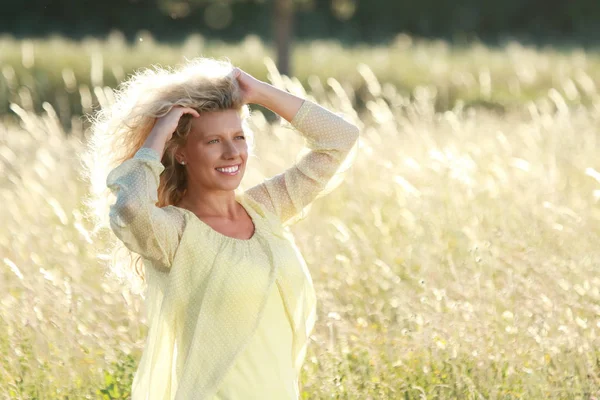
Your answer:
[80,57,253,295]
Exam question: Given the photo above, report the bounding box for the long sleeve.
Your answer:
[106,147,184,270]
[244,99,360,226]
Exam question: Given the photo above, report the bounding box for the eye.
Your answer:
[207,136,244,144]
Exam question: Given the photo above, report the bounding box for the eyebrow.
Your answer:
[203,130,244,139]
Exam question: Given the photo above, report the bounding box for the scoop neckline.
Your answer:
[175,194,258,242]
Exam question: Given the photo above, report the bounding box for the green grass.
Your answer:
[1,35,600,398]
[1,33,600,121]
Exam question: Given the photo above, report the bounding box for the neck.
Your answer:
[178,187,241,219]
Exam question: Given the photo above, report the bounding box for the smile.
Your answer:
[215,164,240,175]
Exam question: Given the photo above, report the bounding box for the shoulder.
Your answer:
[239,192,279,223]
[163,205,185,219]
[162,205,187,231]
[238,192,296,241]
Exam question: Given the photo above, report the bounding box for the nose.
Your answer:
[223,140,240,159]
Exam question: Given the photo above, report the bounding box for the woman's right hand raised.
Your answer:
[150,106,200,140]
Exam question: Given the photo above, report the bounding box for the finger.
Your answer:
[180,107,200,118]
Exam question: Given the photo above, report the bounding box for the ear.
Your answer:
[174,146,185,164]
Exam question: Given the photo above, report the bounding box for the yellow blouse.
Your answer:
[106,99,359,400]
[213,282,297,400]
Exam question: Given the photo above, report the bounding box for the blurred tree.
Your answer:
[5,0,599,52]
[274,0,294,76]
[157,0,358,75]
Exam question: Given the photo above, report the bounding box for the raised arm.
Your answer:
[105,107,198,270]
[106,148,184,271]
[242,78,360,225]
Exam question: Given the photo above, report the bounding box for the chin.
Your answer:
[216,178,244,191]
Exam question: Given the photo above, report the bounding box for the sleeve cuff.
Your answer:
[290,99,313,129]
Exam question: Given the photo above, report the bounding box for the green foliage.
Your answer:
[2,34,600,127]
[97,353,137,400]
[3,0,600,44]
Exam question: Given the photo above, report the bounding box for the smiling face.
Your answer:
[175,108,248,194]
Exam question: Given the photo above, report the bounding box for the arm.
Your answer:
[244,82,360,225]
[252,81,305,123]
[105,107,197,270]
[106,147,184,270]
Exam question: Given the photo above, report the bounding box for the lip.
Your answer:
[215,164,242,175]
[215,163,241,169]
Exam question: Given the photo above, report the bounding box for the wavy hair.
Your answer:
[80,57,253,295]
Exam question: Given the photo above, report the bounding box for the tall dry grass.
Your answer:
[0,37,599,399]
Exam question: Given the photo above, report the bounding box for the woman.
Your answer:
[86,58,359,399]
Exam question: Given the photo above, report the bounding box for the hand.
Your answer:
[231,67,265,105]
[151,106,200,140]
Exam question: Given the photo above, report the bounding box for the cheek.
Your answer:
[200,145,221,159]
[238,142,249,157]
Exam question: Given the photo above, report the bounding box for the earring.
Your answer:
[180,160,186,165]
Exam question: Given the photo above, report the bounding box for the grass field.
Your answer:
[2,32,600,119]
[1,34,600,399]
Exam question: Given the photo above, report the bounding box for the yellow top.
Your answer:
[106,99,359,400]
[213,282,297,400]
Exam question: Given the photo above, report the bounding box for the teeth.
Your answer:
[216,165,239,173]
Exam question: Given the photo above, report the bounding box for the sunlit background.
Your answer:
[1,1,600,398]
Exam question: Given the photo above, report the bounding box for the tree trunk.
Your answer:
[273,0,294,76]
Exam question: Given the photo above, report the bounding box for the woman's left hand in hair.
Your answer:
[232,67,265,105]
[232,66,304,121]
